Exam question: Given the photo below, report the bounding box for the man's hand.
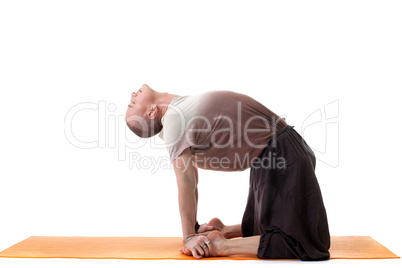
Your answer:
[196,218,227,237]
[197,223,216,234]
[180,235,211,259]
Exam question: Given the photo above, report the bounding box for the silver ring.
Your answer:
[206,240,211,245]
[202,244,207,249]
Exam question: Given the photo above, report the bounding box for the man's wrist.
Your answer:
[183,234,197,244]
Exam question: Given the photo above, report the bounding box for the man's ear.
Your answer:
[148,104,158,120]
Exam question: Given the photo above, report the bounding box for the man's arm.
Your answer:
[194,163,199,224]
[173,148,198,239]
[173,148,211,258]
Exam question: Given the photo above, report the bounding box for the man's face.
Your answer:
[126,84,154,121]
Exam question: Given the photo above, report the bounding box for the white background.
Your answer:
[0,1,401,267]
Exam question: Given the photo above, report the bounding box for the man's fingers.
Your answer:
[202,244,210,257]
[194,245,204,259]
[183,235,211,259]
[200,236,211,257]
[180,247,192,256]
[205,226,216,231]
[198,223,219,234]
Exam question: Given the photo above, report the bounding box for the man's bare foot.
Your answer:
[207,230,229,257]
[207,218,224,232]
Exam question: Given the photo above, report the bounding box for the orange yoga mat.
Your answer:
[0,236,399,260]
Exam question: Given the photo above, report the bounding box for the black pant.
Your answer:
[241,125,330,261]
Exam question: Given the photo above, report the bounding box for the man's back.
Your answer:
[159,90,287,171]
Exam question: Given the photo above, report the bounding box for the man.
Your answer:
[125,84,330,260]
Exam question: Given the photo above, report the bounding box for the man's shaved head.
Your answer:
[125,84,163,138]
[126,113,162,138]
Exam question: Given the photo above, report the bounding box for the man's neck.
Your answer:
[154,92,181,118]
